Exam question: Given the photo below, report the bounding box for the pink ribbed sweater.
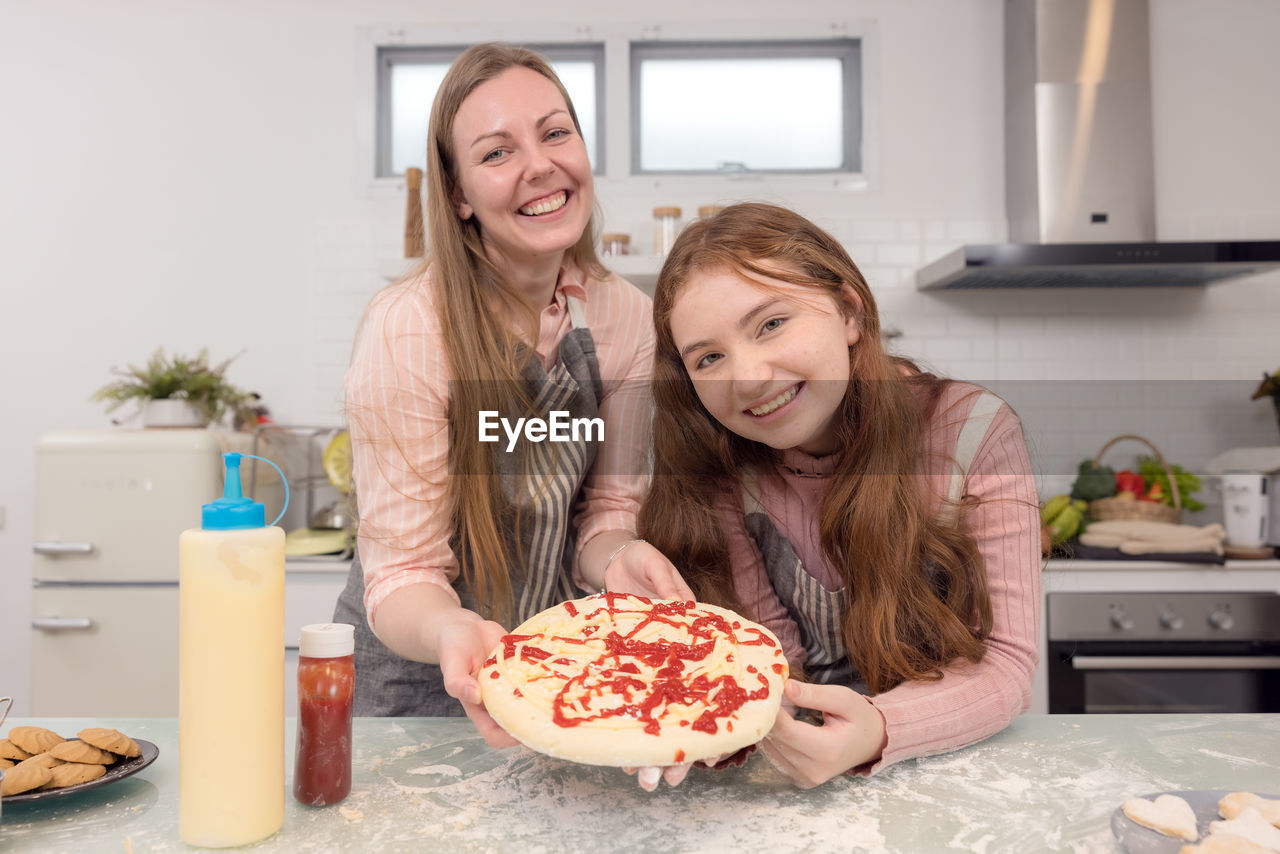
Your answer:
[720,382,1042,774]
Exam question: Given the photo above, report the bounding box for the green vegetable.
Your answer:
[1070,460,1117,502]
[1041,495,1089,544]
[1137,456,1204,512]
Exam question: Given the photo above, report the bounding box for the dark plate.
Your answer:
[1111,790,1280,853]
[2,738,159,804]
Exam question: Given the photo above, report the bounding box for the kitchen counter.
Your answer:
[3,714,1277,852]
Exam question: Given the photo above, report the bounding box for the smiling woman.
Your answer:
[449,65,595,278]
[331,46,689,791]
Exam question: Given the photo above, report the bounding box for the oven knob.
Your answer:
[1207,609,1235,631]
[1109,607,1135,631]
[1158,608,1184,631]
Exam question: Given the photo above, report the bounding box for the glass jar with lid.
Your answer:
[653,206,682,256]
[601,233,630,257]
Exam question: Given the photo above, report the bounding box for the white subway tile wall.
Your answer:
[311,207,1280,523]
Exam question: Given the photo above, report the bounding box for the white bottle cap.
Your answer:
[299,623,355,658]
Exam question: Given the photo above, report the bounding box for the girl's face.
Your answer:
[450,66,593,268]
[669,266,861,456]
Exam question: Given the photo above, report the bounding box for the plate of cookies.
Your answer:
[1112,790,1280,853]
[1,725,158,803]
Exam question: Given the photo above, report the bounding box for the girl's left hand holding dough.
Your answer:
[761,679,888,789]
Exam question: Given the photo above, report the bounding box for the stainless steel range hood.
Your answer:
[916,0,1280,290]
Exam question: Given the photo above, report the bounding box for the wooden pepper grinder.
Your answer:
[404,167,424,258]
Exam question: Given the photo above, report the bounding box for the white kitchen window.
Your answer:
[376,44,604,178]
[630,40,861,174]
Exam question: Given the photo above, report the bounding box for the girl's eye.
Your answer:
[694,352,722,371]
[761,317,785,334]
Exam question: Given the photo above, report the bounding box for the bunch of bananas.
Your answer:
[1041,494,1088,545]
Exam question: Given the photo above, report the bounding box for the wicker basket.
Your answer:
[1085,434,1183,524]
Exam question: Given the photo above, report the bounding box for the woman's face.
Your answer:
[669,266,860,456]
[450,65,594,269]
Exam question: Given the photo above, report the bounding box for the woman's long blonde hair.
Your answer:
[639,202,992,693]
[361,43,605,623]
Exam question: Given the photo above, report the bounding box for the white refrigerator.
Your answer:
[30,430,222,716]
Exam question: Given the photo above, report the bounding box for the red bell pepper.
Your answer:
[1115,470,1145,495]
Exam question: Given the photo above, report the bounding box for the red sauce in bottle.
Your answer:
[293,625,355,807]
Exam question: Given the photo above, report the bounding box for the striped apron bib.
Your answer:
[333,295,604,715]
[741,390,1003,689]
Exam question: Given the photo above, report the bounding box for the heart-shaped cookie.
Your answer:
[1123,793,1199,841]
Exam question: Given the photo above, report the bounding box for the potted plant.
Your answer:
[91,348,259,429]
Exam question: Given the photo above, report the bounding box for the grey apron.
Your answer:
[334,295,604,716]
[740,390,1003,689]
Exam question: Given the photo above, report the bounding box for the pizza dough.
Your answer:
[1123,794,1200,841]
[479,593,788,766]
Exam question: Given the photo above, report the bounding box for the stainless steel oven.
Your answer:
[1047,591,1280,714]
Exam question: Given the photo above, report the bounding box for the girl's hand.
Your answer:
[603,540,695,602]
[621,763,692,792]
[437,615,520,749]
[760,679,888,789]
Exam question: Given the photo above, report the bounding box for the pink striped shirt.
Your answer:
[723,382,1042,774]
[345,261,654,624]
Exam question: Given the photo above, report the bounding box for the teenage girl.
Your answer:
[639,202,1041,787]
[333,43,690,742]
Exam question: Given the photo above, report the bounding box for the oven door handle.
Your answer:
[1070,656,1280,670]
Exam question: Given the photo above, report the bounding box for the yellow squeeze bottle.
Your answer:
[179,452,287,847]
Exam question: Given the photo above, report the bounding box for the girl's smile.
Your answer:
[745,381,802,418]
[670,267,861,456]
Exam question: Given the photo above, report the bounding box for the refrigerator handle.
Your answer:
[32,617,95,631]
[33,542,94,555]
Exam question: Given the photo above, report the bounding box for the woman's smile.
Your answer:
[518,190,568,216]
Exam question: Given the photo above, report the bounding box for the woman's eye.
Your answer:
[694,353,722,370]
[546,128,572,141]
[761,317,785,334]
[481,148,506,163]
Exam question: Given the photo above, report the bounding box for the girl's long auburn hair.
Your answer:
[639,202,993,694]
[353,43,605,625]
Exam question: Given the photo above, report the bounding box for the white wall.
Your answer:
[2,0,1278,713]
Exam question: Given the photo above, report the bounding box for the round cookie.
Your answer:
[50,739,116,765]
[77,728,141,758]
[0,738,32,761]
[44,761,107,789]
[1,758,54,795]
[7,726,65,756]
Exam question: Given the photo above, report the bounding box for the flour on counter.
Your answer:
[406,764,462,777]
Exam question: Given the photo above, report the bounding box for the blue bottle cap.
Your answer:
[202,452,266,530]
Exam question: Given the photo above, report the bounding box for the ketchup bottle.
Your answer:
[293,623,355,806]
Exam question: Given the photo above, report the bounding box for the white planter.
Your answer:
[142,399,206,428]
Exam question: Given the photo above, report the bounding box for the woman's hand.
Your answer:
[437,614,520,749]
[760,679,888,789]
[603,540,695,602]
